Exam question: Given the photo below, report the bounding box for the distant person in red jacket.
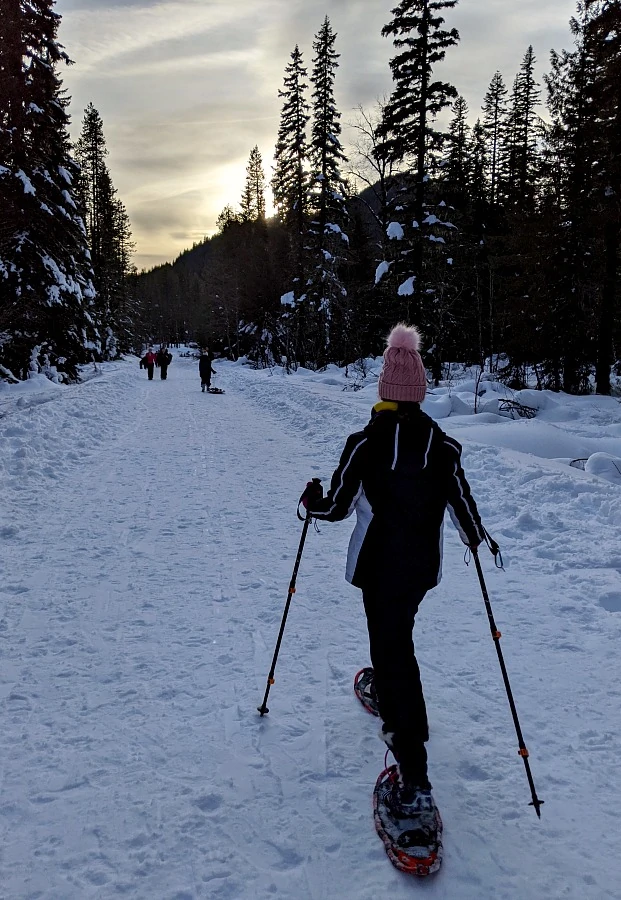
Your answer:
[140,348,157,380]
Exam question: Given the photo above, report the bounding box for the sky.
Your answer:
[55,0,579,271]
[1,353,621,896]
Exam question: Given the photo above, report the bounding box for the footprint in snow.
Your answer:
[195,793,223,813]
[599,591,621,612]
[456,760,491,782]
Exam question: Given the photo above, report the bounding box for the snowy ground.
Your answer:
[1,353,621,899]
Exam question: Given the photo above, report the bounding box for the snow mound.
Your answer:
[584,452,621,485]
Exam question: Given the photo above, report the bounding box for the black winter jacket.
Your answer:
[199,354,215,378]
[307,402,485,593]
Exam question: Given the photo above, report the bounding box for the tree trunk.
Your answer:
[595,216,619,395]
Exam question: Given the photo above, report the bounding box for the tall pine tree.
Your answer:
[442,94,471,203]
[272,46,310,231]
[503,46,541,211]
[272,45,311,366]
[306,16,349,365]
[586,0,621,393]
[481,71,508,206]
[377,0,459,323]
[240,145,266,222]
[538,6,599,390]
[74,103,135,358]
[0,0,97,379]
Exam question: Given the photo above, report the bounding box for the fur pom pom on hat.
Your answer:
[378,323,427,403]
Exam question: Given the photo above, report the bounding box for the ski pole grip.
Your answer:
[297,478,323,520]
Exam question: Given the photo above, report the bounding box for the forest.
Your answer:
[1,1,620,393]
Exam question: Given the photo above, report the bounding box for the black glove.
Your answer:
[300,478,323,510]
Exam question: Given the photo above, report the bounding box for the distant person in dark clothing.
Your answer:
[199,348,216,392]
[141,348,157,380]
[156,346,173,379]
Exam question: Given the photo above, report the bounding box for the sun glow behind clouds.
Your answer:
[60,0,288,266]
[57,0,577,270]
[125,153,276,270]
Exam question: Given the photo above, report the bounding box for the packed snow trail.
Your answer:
[0,355,620,898]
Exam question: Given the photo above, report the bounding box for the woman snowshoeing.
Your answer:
[302,323,486,822]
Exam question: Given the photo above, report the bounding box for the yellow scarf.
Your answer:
[373,401,399,413]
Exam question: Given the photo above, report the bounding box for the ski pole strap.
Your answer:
[296,499,319,531]
[483,528,504,569]
[297,478,322,521]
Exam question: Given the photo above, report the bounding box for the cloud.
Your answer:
[57,0,577,268]
[60,1,243,72]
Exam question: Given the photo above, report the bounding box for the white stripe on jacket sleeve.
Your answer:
[444,437,484,545]
[309,436,367,520]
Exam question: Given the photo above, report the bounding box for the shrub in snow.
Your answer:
[514,389,549,411]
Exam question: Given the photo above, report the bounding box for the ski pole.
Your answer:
[257,480,320,716]
[471,546,544,818]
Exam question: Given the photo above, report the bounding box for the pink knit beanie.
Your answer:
[378,323,427,403]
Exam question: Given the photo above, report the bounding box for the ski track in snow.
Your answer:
[1,356,620,899]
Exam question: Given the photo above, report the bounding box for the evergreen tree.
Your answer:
[503,46,542,211]
[585,0,621,393]
[216,204,240,232]
[376,0,459,322]
[537,6,597,390]
[469,118,488,210]
[306,16,349,365]
[272,45,310,230]
[240,145,266,222]
[483,48,543,387]
[0,0,97,379]
[309,17,348,240]
[539,1,621,393]
[481,71,508,205]
[470,116,492,326]
[271,46,311,367]
[74,103,135,357]
[442,95,471,203]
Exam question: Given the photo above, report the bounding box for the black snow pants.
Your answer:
[147,363,154,380]
[160,365,168,380]
[362,586,430,790]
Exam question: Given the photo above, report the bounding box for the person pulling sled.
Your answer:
[301,323,487,874]
[199,348,217,392]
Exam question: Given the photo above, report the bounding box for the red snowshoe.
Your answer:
[354,667,380,717]
[373,765,443,876]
